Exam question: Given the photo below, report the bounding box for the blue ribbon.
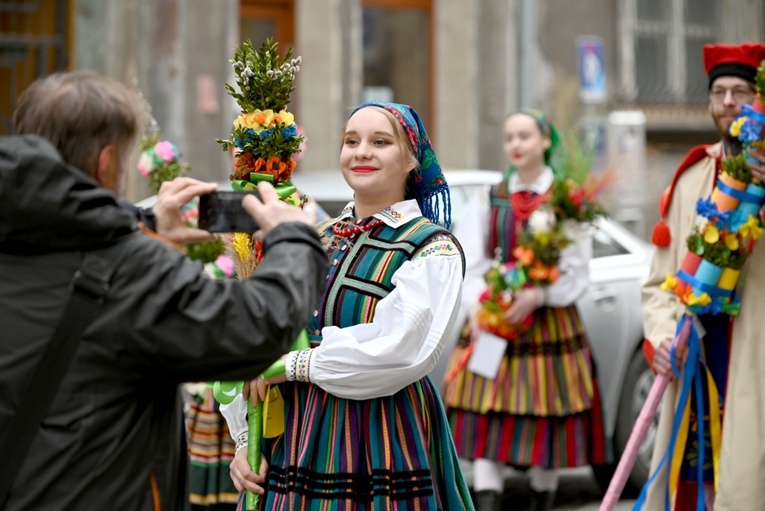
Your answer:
[715,180,748,201]
[741,104,765,125]
[633,314,705,511]
[676,270,733,298]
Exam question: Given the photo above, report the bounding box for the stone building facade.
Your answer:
[2,0,763,237]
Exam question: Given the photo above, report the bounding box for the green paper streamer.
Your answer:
[274,183,297,200]
[250,172,275,183]
[231,180,249,191]
[246,400,262,510]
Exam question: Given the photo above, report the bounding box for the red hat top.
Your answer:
[703,42,765,88]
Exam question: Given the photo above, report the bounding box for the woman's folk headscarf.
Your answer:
[351,101,452,229]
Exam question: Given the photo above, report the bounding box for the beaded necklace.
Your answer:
[331,219,384,238]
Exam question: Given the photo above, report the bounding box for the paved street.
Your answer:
[462,463,636,510]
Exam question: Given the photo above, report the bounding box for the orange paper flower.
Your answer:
[513,246,535,266]
[528,261,550,281]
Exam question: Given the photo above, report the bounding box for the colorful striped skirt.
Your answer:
[262,377,474,510]
[443,305,609,469]
[186,386,240,509]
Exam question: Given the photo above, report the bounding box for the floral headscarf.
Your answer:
[351,101,451,229]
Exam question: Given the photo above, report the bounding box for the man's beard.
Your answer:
[713,111,743,156]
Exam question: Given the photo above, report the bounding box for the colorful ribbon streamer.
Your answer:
[632,314,722,511]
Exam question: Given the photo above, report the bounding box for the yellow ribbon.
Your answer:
[739,215,763,240]
[669,397,691,500]
[706,368,722,491]
[687,292,711,307]
[661,273,678,292]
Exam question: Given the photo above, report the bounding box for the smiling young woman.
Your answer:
[222,101,474,510]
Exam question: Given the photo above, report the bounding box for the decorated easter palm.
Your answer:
[211,38,308,510]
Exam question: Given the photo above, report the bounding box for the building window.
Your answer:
[240,0,294,49]
[619,0,717,105]
[0,0,71,135]
[362,0,432,129]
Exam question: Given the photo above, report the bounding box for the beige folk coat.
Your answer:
[641,143,765,511]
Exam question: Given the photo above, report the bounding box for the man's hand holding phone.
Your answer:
[241,182,311,241]
[154,177,219,245]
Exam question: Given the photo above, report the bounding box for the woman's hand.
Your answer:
[229,450,269,494]
[503,288,540,325]
[241,355,289,406]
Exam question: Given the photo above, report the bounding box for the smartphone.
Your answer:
[198,190,261,233]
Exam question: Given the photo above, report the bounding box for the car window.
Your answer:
[592,228,629,258]
[315,200,349,219]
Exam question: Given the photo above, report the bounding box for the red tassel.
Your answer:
[642,339,656,373]
[651,219,671,247]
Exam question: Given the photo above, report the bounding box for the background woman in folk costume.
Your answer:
[442,109,609,511]
[222,101,474,510]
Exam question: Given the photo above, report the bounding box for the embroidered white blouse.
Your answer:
[455,167,592,312]
[221,199,464,439]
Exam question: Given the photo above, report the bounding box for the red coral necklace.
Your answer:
[332,219,384,237]
[510,191,544,222]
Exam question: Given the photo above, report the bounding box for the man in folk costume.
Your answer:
[641,42,765,511]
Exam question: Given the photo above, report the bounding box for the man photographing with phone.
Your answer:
[0,70,328,510]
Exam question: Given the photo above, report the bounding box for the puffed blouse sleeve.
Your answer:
[306,233,464,400]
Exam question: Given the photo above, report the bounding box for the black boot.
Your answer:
[474,489,502,511]
[528,489,555,511]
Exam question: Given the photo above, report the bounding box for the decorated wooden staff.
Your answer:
[600,61,765,509]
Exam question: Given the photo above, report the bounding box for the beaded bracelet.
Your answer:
[235,431,248,453]
[285,351,298,381]
[295,349,313,383]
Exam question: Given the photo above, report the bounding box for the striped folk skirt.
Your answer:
[186,387,239,509]
[443,305,610,469]
[262,377,475,510]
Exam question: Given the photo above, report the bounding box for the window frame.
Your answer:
[618,0,717,104]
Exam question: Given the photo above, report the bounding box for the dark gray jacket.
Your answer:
[0,135,328,510]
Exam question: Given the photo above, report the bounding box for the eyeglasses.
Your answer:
[709,87,756,104]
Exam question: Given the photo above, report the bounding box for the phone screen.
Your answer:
[198,191,261,233]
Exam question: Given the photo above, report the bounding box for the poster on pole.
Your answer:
[578,36,607,103]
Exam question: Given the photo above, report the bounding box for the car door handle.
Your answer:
[591,287,618,311]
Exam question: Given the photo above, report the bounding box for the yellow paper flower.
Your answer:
[703,225,720,244]
[661,273,677,292]
[687,292,711,307]
[724,233,740,250]
[234,110,276,132]
[729,117,746,137]
[274,109,295,126]
[740,215,764,240]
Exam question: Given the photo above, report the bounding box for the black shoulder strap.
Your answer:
[0,243,124,506]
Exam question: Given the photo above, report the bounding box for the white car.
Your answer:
[291,169,657,494]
